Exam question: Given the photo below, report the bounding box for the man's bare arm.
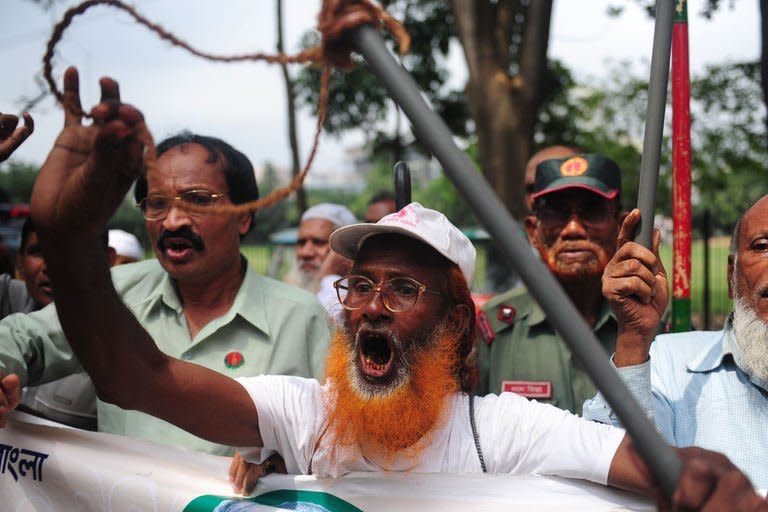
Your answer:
[29,67,262,447]
[608,435,767,510]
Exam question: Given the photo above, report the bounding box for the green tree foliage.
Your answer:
[559,61,649,211]
[341,160,396,217]
[107,199,145,234]
[533,60,580,148]
[0,161,39,203]
[609,0,733,18]
[350,59,766,234]
[689,61,767,229]
[247,163,292,242]
[548,60,766,230]
[294,0,466,165]
[297,0,572,222]
[412,173,478,227]
[315,154,480,227]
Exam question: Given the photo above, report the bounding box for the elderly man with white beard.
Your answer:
[584,200,768,490]
[287,203,357,293]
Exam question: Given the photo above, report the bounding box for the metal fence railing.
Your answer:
[660,211,732,331]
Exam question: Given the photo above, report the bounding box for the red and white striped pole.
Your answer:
[671,0,692,331]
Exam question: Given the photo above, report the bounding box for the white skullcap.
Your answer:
[108,229,144,260]
[301,203,357,228]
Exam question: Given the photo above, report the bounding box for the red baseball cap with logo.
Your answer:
[530,153,622,201]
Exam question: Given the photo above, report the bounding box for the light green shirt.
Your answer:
[0,258,331,455]
[475,287,617,415]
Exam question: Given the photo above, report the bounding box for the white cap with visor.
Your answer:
[329,202,475,286]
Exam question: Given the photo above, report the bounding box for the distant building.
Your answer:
[340,144,442,190]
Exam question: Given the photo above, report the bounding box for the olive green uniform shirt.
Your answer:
[0,258,331,455]
[475,287,617,415]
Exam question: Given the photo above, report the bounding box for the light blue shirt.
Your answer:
[582,317,768,489]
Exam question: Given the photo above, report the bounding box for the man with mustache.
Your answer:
[2,74,766,511]
[0,218,53,317]
[0,68,330,456]
[584,197,768,490]
[476,154,630,414]
[2,219,118,430]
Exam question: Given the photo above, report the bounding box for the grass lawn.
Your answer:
[241,244,273,276]
[658,237,732,328]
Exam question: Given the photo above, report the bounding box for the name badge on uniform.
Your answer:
[501,380,552,399]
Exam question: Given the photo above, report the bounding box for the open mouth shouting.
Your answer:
[38,279,53,297]
[157,228,205,262]
[163,238,195,260]
[355,328,400,387]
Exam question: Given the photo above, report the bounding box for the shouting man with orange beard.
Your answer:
[2,72,766,511]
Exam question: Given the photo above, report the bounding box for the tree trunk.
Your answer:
[451,0,553,220]
[277,0,307,213]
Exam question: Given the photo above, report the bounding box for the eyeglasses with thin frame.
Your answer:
[333,274,442,313]
[136,189,227,221]
[534,197,616,229]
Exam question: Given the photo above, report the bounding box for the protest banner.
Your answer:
[1,412,655,511]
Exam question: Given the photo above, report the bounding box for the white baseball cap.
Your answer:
[301,203,357,228]
[108,229,144,260]
[330,202,476,285]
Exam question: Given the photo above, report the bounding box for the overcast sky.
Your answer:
[0,0,760,176]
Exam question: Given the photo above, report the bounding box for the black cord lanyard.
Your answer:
[469,394,487,473]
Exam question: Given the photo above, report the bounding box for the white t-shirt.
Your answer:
[237,376,624,481]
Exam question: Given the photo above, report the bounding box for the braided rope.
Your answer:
[42,0,410,214]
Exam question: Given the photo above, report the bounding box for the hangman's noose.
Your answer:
[42,0,410,213]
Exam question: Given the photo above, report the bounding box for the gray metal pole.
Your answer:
[636,0,674,248]
[394,161,412,210]
[349,24,682,497]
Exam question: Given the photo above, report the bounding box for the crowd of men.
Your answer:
[0,67,765,510]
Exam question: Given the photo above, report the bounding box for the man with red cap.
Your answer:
[477,154,635,414]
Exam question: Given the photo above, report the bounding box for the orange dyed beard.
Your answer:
[539,240,610,281]
[322,323,460,459]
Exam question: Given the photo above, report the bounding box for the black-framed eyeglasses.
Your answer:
[333,275,442,313]
[534,197,616,229]
[136,189,227,221]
